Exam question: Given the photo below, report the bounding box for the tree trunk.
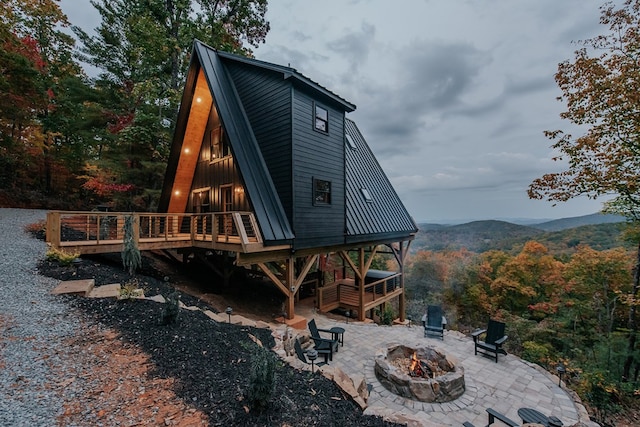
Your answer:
[623,241,640,381]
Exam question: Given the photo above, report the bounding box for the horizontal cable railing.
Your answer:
[46,211,262,251]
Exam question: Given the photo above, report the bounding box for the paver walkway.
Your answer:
[305,312,585,427]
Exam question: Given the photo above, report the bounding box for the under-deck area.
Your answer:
[46,210,409,323]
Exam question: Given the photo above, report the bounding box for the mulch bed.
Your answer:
[38,253,405,426]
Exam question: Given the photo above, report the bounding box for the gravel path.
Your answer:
[0,208,80,426]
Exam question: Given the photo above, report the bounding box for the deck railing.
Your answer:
[46,211,263,254]
[317,274,402,313]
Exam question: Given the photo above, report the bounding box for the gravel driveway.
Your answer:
[0,208,79,426]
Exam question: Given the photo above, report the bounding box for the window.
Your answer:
[314,104,328,133]
[314,178,331,205]
[346,133,357,149]
[209,126,230,161]
[360,188,373,202]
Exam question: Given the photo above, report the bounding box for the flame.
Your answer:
[409,352,421,376]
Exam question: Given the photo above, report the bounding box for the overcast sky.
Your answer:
[60,0,617,222]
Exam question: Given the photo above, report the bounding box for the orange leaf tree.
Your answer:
[528,0,640,380]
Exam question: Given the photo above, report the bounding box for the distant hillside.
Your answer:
[413,217,630,254]
[532,213,625,231]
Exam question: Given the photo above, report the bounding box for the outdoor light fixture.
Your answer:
[225,306,233,323]
[345,310,350,324]
[290,286,295,292]
[306,349,318,373]
[407,315,412,328]
[556,363,566,387]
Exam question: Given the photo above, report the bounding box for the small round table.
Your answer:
[329,327,345,348]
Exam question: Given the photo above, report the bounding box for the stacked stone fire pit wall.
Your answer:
[374,344,465,403]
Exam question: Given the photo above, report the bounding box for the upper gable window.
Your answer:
[314,178,331,205]
[314,104,329,133]
[209,126,230,161]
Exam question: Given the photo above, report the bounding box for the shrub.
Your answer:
[522,340,551,365]
[160,291,180,325]
[119,277,144,300]
[24,220,46,238]
[121,215,141,275]
[381,305,395,325]
[45,245,80,266]
[247,347,277,411]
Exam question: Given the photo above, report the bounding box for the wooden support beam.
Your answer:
[358,247,365,321]
[256,262,289,297]
[286,258,295,320]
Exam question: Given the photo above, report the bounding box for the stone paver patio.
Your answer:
[302,312,593,427]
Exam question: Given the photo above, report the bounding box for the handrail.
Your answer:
[46,211,262,251]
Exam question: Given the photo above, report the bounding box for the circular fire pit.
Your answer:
[374,344,465,402]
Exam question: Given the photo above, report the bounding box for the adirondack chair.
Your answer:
[472,319,508,363]
[424,305,445,339]
[308,319,339,362]
[294,338,327,368]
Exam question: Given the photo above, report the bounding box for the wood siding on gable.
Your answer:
[190,108,250,212]
[223,62,293,221]
[292,90,346,249]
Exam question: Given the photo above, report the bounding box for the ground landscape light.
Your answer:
[225,306,233,323]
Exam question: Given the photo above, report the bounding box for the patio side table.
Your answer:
[329,326,345,348]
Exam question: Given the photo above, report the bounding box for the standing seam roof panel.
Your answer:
[195,41,294,243]
[345,119,417,237]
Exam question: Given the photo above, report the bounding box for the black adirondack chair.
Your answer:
[308,319,338,362]
[424,305,445,339]
[294,338,327,368]
[472,319,508,363]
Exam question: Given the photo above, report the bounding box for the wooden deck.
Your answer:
[317,276,403,315]
[45,211,284,255]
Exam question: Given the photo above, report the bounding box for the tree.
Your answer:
[72,0,270,210]
[0,0,89,205]
[528,0,640,381]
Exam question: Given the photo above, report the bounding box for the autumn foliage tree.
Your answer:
[528,0,640,382]
[0,0,88,205]
[72,0,270,210]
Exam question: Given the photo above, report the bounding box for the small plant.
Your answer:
[24,220,46,238]
[381,305,395,325]
[247,347,277,411]
[45,245,80,266]
[121,215,141,275]
[160,291,180,325]
[119,278,144,300]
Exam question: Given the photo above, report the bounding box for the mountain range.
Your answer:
[413,213,628,254]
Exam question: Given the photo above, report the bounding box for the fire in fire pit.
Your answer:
[410,351,440,378]
[375,344,465,403]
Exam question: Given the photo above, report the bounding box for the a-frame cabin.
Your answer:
[46,39,417,324]
[157,40,417,323]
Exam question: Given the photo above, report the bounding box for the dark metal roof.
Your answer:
[159,40,294,243]
[216,50,356,112]
[196,41,295,243]
[345,118,418,242]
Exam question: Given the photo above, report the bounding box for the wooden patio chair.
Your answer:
[294,338,328,367]
[308,319,338,362]
[424,305,445,340]
[472,319,508,363]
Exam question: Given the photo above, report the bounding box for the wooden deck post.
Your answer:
[46,211,60,247]
[398,242,406,322]
[358,247,365,321]
[286,257,295,319]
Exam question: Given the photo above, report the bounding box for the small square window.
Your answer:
[314,178,331,205]
[314,104,328,133]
